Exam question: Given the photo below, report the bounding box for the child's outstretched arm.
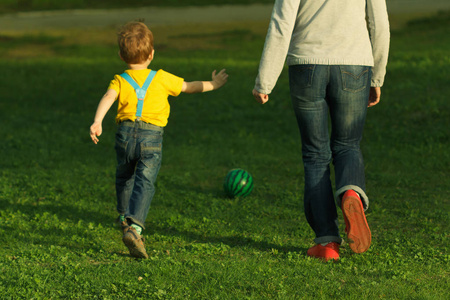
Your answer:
[182,69,228,94]
[90,89,117,144]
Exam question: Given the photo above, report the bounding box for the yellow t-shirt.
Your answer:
[108,69,184,127]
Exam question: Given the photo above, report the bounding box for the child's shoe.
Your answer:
[342,190,371,253]
[115,215,129,232]
[307,242,340,261]
[122,227,148,259]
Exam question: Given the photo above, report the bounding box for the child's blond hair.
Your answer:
[117,22,154,64]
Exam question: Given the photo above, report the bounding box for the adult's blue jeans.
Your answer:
[115,120,163,229]
[289,65,371,245]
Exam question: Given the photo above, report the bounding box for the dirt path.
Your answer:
[0,4,273,32]
[0,1,449,33]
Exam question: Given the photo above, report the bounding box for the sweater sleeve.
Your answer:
[366,0,390,87]
[254,0,301,95]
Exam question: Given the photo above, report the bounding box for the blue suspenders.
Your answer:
[120,70,157,119]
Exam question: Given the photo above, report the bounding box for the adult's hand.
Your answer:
[252,89,269,104]
[368,87,381,107]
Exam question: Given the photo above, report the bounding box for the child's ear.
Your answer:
[149,49,155,60]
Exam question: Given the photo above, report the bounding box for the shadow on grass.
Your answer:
[0,198,115,251]
[148,225,307,255]
[0,198,112,224]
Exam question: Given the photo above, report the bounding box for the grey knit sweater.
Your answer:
[255,0,390,94]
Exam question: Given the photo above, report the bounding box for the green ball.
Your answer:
[224,169,253,198]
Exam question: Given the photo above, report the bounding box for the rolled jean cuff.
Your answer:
[314,235,342,245]
[126,216,146,230]
[335,185,369,211]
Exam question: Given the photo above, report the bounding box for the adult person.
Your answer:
[252,0,389,260]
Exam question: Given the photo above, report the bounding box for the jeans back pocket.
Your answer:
[289,65,315,89]
[340,66,370,93]
[141,141,162,156]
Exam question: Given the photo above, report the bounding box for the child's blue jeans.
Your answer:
[289,65,371,245]
[115,120,163,229]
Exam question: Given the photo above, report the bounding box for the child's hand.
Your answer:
[212,69,228,89]
[181,70,228,93]
[90,122,102,144]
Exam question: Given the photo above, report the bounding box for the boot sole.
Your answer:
[342,196,371,253]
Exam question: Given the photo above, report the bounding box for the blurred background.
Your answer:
[1,0,450,33]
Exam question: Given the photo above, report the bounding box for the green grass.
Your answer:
[0,10,449,300]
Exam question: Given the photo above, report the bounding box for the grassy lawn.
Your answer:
[0,6,449,300]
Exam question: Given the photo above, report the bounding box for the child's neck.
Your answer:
[127,55,153,70]
[127,61,151,70]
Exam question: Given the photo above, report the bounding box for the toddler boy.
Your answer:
[89,21,228,258]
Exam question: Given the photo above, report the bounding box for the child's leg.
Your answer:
[126,155,161,229]
[116,164,136,217]
[125,124,163,229]
[115,125,136,218]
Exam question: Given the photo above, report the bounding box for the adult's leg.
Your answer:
[328,65,371,210]
[289,64,341,245]
[328,65,372,253]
